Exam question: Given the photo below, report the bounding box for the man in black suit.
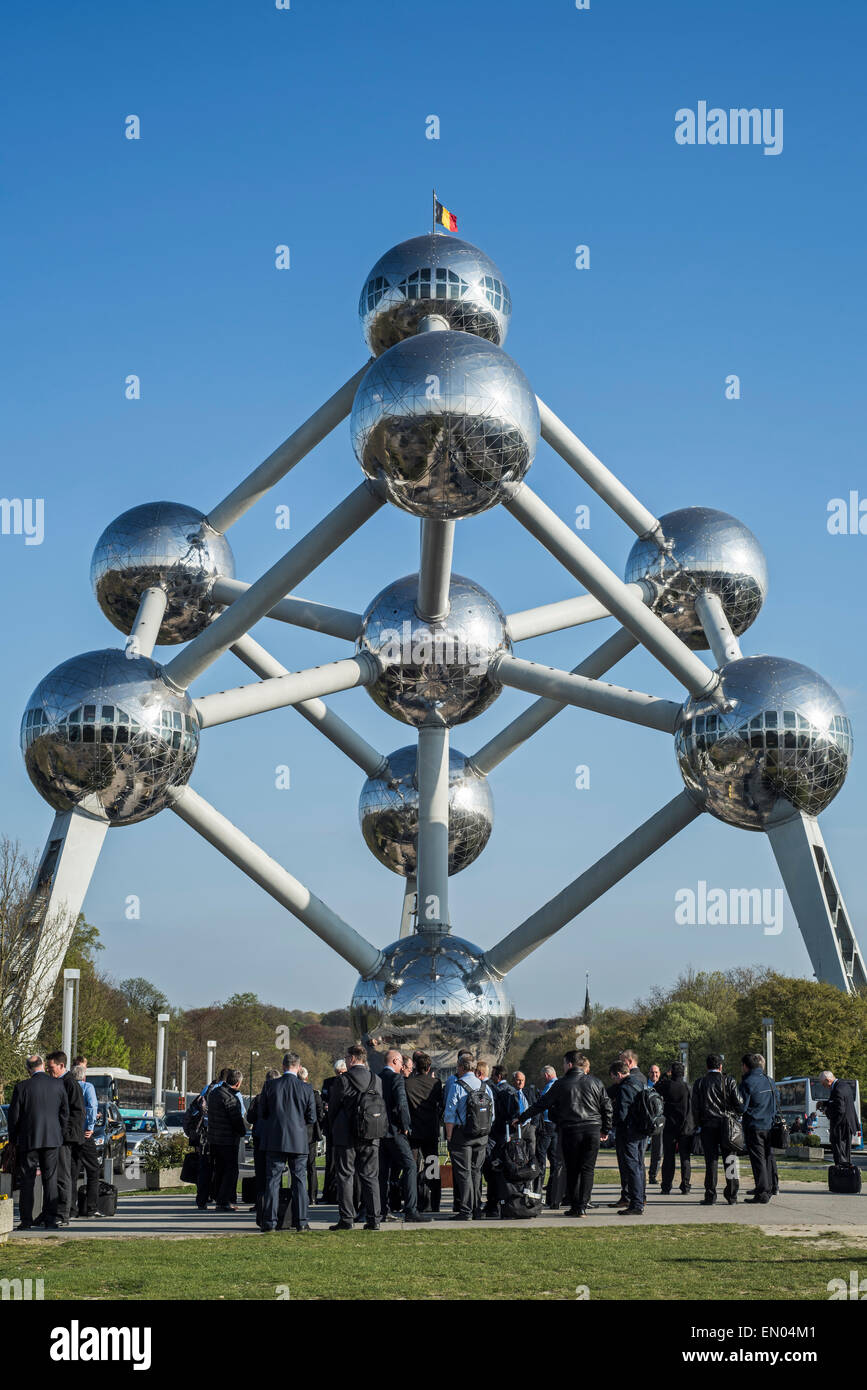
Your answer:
[329,1043,383,1231]
[822,1070,859,1167]
[406,1051,443,1213]
[46,1051,85,1226]
[259,1052,316,1232]
[320,1059,347,1204]
[656,1062,693,1195]
[379,1050,430,1223]
[691,1054,743,1205]
[8,1054,69,1230]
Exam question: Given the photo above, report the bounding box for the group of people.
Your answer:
[5,1052,102,1229]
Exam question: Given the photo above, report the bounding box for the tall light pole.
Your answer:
[61,969,80,1061]
[249,1050,260,1104]
[153,1013,169,1114]
[762,1017,775,1080]
[206,1040,217,1085]
[179,1050,188,1107]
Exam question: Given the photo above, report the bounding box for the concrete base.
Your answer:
[144,1166,184,1190]
[0,1196,12,1242]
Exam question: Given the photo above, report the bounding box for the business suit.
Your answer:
[827,1079,858,1167]
[54,1070,85,1223]
[379,1066,418,1217]
[259,1070,316,1230]
[330,1065,383,1227]
[306,1089,324,1203]
[8,1070,69,1228]
[657,1077,693,1193]
[406,1070,443,1212]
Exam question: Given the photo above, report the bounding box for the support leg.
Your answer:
[416,725,450,933]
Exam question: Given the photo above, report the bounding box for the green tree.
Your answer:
[639,1000,718,1067]
[119,977,169,1019]
[732,974,867,1082]
[80,1017,130,1068]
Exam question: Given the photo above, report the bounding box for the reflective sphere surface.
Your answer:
[21,648,200,824]
[359,233,512,356]
[677,655,852,830]
[625,507,767,650]
[359,745,493,877]
[358,573,510,726]
[350,933,514,1071]
[351,330,539,519]
[91,502,234,644]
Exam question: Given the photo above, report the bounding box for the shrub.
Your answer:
[138,1132,188,1173]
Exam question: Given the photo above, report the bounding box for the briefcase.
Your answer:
[828,1163,862,1195]
[97,1180,118,1216]
[276,1185,293,1230]
[180,1151,199,1184]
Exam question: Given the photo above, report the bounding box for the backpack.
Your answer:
[182,1095,206,1144]
[630,1086,665,1137]
[354,1075,387,1143]
[500,1134,540,1185]
[458,1079,493,1139]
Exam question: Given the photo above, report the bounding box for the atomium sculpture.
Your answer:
[9,228,866,1069]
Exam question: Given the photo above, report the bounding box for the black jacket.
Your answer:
[206,1084,246,1145]
[827,1079,858,1135]
[405,1071,443,1148]
[657,1077,691,1134]
[381,1066,412,1137]
[329,1065,383,1148]
[611,1071,646,1135]
[489,1080,520,1142]
[525,1071,614,1131]
[8,1072,69,1150]
[691,1071,743,1126]
[58,1070,86,1144]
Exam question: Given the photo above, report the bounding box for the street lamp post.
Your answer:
[206,1040,217,1085]
[179,1050,188,1107]
[153,1013,170,1114]
[249,1050,260,1105]
[61,969,80,1061]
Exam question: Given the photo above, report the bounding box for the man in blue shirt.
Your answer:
[444,1052,495,1219]
[70,1063,101,1218]
[534,1065,565,1206]
[739,1053,781,1204]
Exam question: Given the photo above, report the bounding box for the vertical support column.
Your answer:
[400,878,418,938]
[179,1051,188,1107]
[762,1018,775,1081]
[416,725,450,934]
[417,520,455,622]
[206,1041,217,1086]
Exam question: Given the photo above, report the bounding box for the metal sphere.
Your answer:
[350,933,514,1072]
[625,507,767,651]
[21,648,200,825]
[357,573,510,727]
[359,745,493,877]
[359,233,512,356]
[91,502,234,645]
[676,656,853,830]
[351,330,539,520]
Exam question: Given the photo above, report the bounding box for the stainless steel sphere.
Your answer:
[676,656,853,830]
[21,648,200,825]
[625,507,767,650]
[91,502,234,644]
[359,233,512,356]
[357,573,511,727]
[351,330,539,519]
[359,745,493,877]
[350,933,514,1071]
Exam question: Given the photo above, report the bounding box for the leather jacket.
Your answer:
[691,1071,743,1126]
[524,1071,613,1130]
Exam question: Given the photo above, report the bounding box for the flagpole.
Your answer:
[432,188,436,236]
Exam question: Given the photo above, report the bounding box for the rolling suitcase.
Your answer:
[98,1180,118,1216]
[828,1163,862,1194]
[241,1174,258,1204]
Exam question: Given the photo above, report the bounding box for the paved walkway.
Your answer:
[7,1179,865,1240]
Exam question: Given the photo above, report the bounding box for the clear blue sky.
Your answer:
[2,0,865,1019]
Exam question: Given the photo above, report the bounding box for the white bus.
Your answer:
[777,1075,863,1148]
[88,1067,154,1115]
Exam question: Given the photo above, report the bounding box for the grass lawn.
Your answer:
[4,1226,860,1300]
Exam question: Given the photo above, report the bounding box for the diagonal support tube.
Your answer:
[480,789,702,980]
[492,653,681,733]
[506,589,646,642]
[193,652,379,728]
[472,626,639,774]
[164,480,385,692]
[536,396,664,545]
[212,577,362,642]
[167,784,383,977]
[231,633,388,778]
[695,590,743,667]
[505,483,720,700]
[416,725,451,933]
[207,362,372,534]
[126,586,167,659]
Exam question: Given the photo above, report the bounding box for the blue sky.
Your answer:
[2,0,866,1019]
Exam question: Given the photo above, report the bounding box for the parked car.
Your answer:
[123,1113,168,1162]
[162,1111,187,1132]
[93,1101,127,1176]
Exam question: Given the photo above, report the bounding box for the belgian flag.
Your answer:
[434,198,458,233]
